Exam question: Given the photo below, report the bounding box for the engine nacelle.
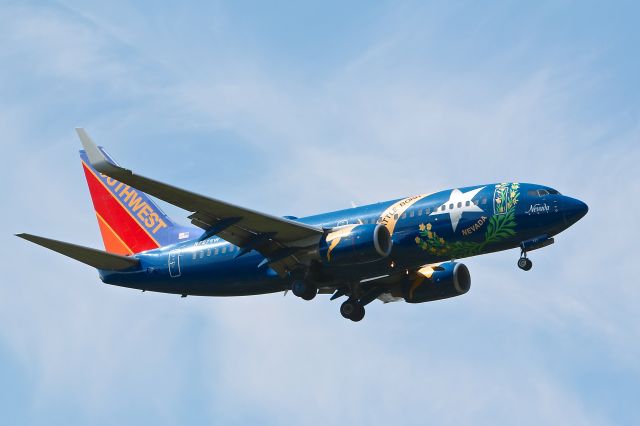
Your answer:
[319,224,392,266]
[403,262,471,303]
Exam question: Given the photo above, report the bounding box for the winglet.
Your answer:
[75,128,130,177]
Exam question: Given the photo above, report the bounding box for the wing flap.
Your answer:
[16,233,140,271]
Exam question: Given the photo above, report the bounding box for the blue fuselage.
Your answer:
[100,182,587,296]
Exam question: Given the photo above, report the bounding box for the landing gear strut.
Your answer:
[517,249,533,271]
[340,299,365,322]
[335,285,386,322]
[291,280,317,300]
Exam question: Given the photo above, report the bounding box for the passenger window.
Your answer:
[481,198,487,205]
[409,211,414,218]
[418,209,422,216]
[473,200,479,205]
[192,252,197,260]
[426,207,431,214]
[394,214,398,220]
[457,202,462,208]
[402,213,406,219]
[441,205,446,211]
[199,251,204,259]
[465,201,470,207]
[449,203,454,209]
[207,249,211,256]
[221,247,226,254]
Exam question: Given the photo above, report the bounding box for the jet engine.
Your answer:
[403,262,471,303]
[319,224,392,266]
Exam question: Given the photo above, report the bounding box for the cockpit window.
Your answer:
[527,188,559,197]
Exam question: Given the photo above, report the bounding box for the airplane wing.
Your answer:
[76,128,324,276]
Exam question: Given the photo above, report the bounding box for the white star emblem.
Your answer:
[430,187,486,232]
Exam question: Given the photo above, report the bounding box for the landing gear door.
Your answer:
[168,249,181,278]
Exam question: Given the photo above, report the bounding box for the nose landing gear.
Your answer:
[517,235,555,271]
[517,250,533,271]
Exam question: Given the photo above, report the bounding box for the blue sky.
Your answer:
[1,1,639,425]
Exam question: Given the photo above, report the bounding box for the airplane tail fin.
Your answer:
[16,233,140,271]
[80,147,196,255]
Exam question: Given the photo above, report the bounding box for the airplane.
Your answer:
[16,129,588,322]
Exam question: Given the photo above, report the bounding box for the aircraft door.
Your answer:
[168,249,181,277]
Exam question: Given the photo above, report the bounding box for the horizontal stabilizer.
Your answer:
[16,233,140,271]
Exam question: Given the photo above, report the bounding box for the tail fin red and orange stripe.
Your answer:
[80,149,197,254]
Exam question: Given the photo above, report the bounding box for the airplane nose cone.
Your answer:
[563,196,588,225]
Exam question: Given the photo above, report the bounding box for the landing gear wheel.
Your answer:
[517,257,532,271]
[340,300,365,322]
[340,300,355,318]
[301,290,317,301]
[292,280,317,300]
[350,304,365,322]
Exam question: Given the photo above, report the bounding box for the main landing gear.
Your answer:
[337,285,385,322]
[291,279,382,322]
[517,249,533,271]
[340,299,365,322]
[291,280,317,301]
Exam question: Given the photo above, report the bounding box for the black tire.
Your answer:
[292,280,307,298]
[340,300,365,321]
[350,304,365,322]
[517,257,533,271]
[302,287,317,301]
[292,281,317,300]
[340,300,356,318]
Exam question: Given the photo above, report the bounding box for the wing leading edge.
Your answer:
[76,128,324,276]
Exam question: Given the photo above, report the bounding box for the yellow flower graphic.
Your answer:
[415,237,421,244]
[439,237,445,244]
[426,223,432,231]
[427,231,433,238]
[419,223,426,231]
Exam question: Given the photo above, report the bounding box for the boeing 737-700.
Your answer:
[17,129,588,321]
